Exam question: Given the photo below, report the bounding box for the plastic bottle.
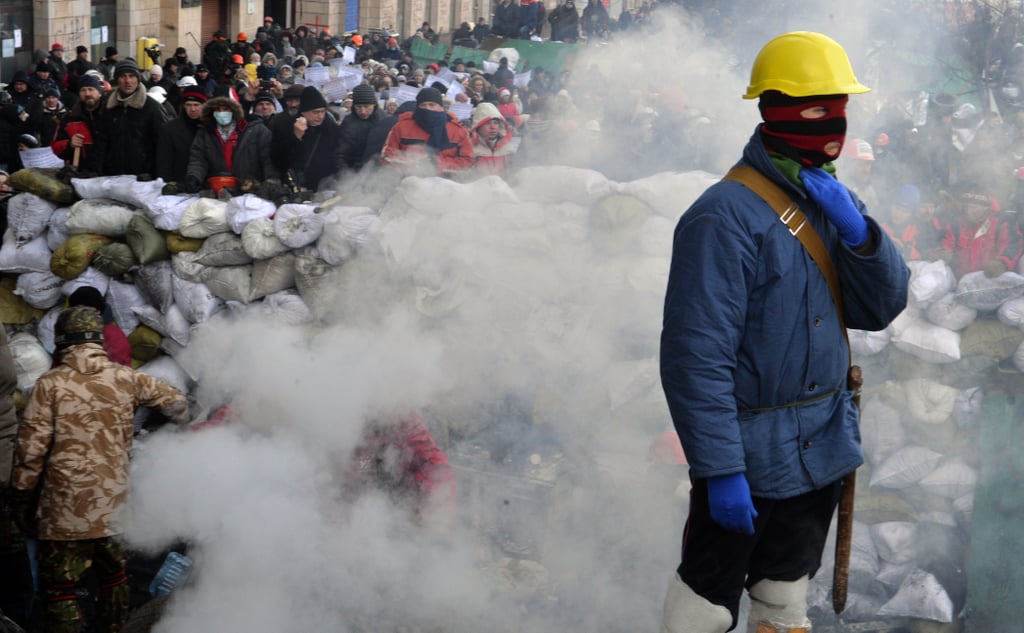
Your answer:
[149,551,193,597]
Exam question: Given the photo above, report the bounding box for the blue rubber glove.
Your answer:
[800,167,869,247]
[706,473,758,535]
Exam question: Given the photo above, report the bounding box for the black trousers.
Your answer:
[677,477,842,625]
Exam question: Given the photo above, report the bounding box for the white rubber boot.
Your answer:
[660,573,733,633]
[745,575,812,633]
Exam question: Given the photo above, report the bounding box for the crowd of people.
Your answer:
[0,3,666,199]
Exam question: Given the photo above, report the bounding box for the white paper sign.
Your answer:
[445,80,466,97]
[21,147,65,169]
[514,70,532,89]
[393,85,421,105]
[483,60,499,74]
[304,65,330,86]
[424,75,449,90]
[436,68,458,84]
[342,46,356,64]
[13,29,22,48]
[448,101,473,122]
[323,79,348,102]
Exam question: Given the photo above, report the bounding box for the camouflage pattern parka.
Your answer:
[11,343,188,540]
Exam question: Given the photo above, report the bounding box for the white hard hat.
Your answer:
[148,85,167,103]
[177,75,198,88]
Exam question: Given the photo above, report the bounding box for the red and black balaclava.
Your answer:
[758,91,849,167]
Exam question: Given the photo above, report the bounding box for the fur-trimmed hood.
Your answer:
[105,82,149,110]
[200,96,244,124]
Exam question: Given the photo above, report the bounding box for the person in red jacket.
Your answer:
[381,87,474,178]
[343,410,456,524]
[67,286,132,366]
[469,102,520,177]
[939,187,1024,278]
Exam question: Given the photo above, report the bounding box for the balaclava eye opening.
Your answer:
[758,91,849,167]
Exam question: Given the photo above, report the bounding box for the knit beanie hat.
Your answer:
[416,87,444,107]
[352,84,377,105]
[78,74,104,91]
[114,59,141,78]
[299,85,328,112]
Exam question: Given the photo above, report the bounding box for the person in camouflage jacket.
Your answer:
[9,306,189,633]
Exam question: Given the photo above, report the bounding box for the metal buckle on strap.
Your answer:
[779,204,806,236]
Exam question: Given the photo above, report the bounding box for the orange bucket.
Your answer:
[207,176,237,195]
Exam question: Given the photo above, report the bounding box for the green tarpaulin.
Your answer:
[964,391,1024,631]
[410,37,579,76]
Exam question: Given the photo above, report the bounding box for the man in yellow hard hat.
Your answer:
[658,32,910,633]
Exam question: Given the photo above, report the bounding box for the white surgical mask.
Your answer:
[213,111,233,126]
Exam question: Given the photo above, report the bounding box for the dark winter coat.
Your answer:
[272,113,344,190]
[97,84,165,176]
[548,3,580,41]
[51,98,106,174]
[187,96,280,185]
[156,112,203,184]
[338,106,384,169]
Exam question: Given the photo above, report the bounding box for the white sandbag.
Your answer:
[274,204,323,248]
[107,280,145,333]
[924,293,977,331]
[36,306,62,353]
[241,217,291,260]
[9,332,52,392]
[61,268,110,299]
[249,253,296,301]
[171,276,225,324]
[225,193,277,234]
[399,175,518,213]
[194,232,252,267]
[639,216,676,257]
[514,166,613,204]
[14,271,65,309]
[869,446,944,490]
[952,494,973,525]
[259,290,313,325]
[201,264,252,304]
[997,295,1024,328]
[876,562,914,591]
[890,315,960,363]
[877,569,954,622]
[617,171,719,219]
[134,261,175,313]
[869,522,917,565]
[919,458,978,499]
[903,378,958,425]
[850,520,880,579]
[955,270,1024,311]
[171,251,208,284]
[69,176,107,199]
[907,259,955,305]
[487,47,519,70]
[293,252,333,318]
[65,199,137,236]
[317,206,380,266]
[952,386,983,430]
[132,303,191,346]
[849,328,890,356]
[859,397,904,465]
[46,208,71,252]
[1015,339,1024,371]
[7,192,57,245]
[145,194,197,231]
[109,176,165,208]
[72,175,165,208]
[136,355,192,394]
[178,198,230,238]
[0,230,53,274]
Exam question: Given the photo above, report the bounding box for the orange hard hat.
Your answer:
[237,32,248,41]
[232,54,244,64]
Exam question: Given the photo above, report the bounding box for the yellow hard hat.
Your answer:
[743,31,870,99]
